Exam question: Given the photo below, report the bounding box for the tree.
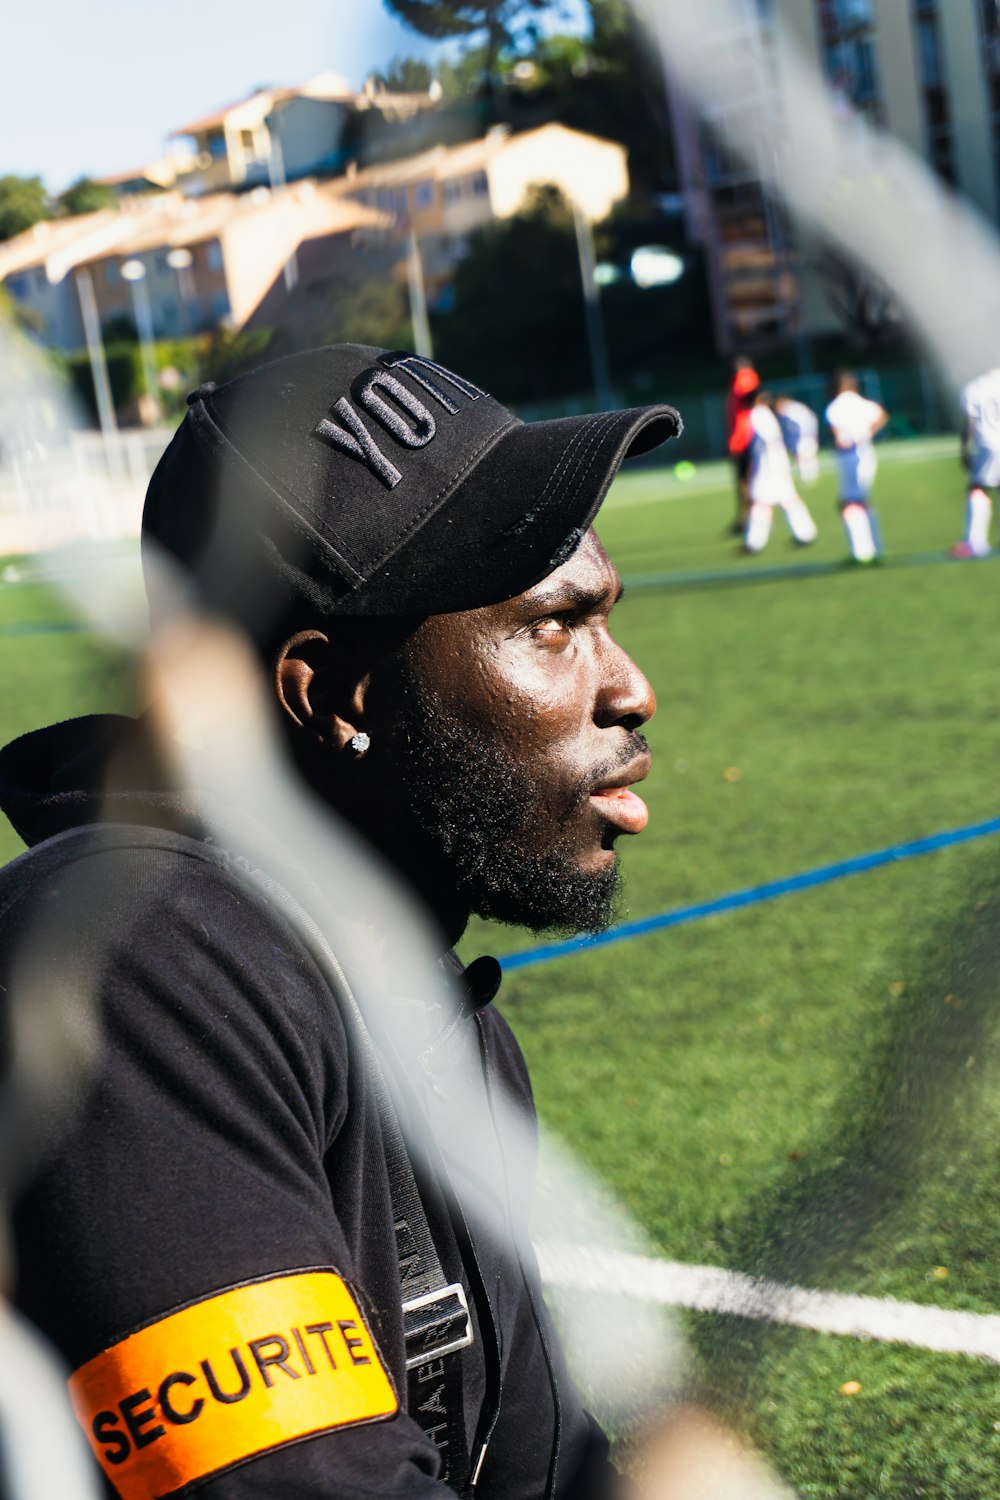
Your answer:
[381,55,435,92]
[433,185,589,403]
[435,44,493,99]
[310,266,413,351]
[58,177,117,217]
[380,0,549,95]
[816,249,899,350]
[433,184,715,406]
[506,0,676,191]
[0,175,51,242]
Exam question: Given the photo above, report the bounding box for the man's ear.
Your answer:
[273,630,369,753]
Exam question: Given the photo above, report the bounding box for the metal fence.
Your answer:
[0,428,173,558]
[517,363,959,463]
[0,362,961,557]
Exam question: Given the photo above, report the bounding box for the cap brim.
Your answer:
[343,403,681,617]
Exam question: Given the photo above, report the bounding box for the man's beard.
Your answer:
[391,671,639,936]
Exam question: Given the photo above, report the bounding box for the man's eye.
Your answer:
[529,615,572,643]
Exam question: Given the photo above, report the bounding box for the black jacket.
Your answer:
[0,716,617,1500]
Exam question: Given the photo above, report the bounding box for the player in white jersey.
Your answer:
[952,367,1000,557]
[825,371,889,563]
[775,396,820,483]
[742,391,819,554]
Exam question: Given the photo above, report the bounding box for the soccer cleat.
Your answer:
[950,541,990,559]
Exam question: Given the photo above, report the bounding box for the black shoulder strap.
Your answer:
[246,866,478,1495]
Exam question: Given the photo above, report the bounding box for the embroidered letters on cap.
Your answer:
[314,398,404,490]
[311,355,487,490]
[356,370,436,449]
[379,352,486,411]
[69,1270,398,1500]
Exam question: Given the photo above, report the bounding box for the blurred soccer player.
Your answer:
[741,390,818,554]
[725,358,759,533]
[825,371,889,564]
[775,395,820,484]
[952,367,1000,558]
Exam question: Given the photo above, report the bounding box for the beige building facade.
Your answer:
[1,120,626,355]
[0,185,388,350]
[670,0,1000,352]
[170,74,441,199]
[337,122,629,300]
[807,0,999,219]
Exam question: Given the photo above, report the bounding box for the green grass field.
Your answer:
[2,436,999,1496]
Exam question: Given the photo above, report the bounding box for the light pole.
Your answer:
[406,230,433,359]
[74,269,119,459]
[571,200,614,411]
[120,258,160,424]
[266,131,299,299]
[165,246,195,334]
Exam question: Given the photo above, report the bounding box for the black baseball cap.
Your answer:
[142,343,680,644]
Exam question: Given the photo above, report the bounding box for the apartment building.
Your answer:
[170,73,440,198]
[335,122,630,299]
[0,185,388,349]
[668,0,1000,351]
[2,105,627,371]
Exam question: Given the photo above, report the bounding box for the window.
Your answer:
[442,179,463,204]
[240,129,255,152]
[206,134,227,160]
[831,0,872,25]
[915,14,942,86]
[911,0,955,183]
[469,171,489,198]
[816,0,883,119]
[104,262,119,286]
[413,179,434,209]
[211,291,230,320]
[206,240,223,271]
[974,0,1000,207]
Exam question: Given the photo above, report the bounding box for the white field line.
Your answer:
[606,434,961,509]
[537,1243,1000,1364]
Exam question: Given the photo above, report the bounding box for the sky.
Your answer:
[2,0,581,193]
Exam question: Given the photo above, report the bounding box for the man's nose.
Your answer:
[595,642,656,732]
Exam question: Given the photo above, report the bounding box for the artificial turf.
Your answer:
[1,436,998,1496]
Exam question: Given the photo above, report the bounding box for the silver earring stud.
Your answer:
[348,732,370,757]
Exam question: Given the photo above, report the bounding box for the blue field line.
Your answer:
[499,815,1000,973]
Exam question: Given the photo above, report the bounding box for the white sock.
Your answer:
[967,488,993,554]
[782,495,818,544]
[744,503,773,553]
[842,503,876,561]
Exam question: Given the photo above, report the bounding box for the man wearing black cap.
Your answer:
[0,345,679,1499]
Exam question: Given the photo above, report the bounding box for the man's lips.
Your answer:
[588,753,651,835]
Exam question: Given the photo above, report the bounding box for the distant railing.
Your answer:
[0,428,174,557]
[0,361,960,558]
[516,363,958,463]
